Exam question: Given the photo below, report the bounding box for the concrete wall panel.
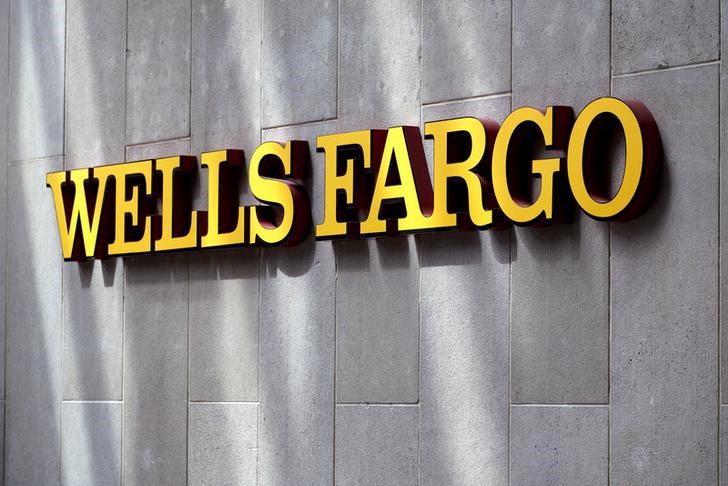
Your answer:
[510,0,610,404]
[7,0,65,162]
[259,121,336,484]
[611,64,719,485]
[123,254,189,485]
[127,0,191,145]
[510,405,608,485]
[6,157,63,484]
[189,250,259,402]
[613,0,719,74]
[419,96,511,486]
[192,0,260,155]
[188,403,257,485]
[335,405,418,485]
[61,402,122,486]
[262,0,337,128]
[422,0,510,103]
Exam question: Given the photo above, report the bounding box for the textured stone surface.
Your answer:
[422,0,510,103]
[191,0,260,156]
[8,0,65,162]
[262,0,337,127]
[189,250,259,402]
[62,402,122,486]
[613,0,719,74]
[6,157,63,484]
[512,0,610,110]
[337,238,419,403]
[127,0,191,144]
[611,65,719,484]
[259,121,336,484]
[510,0,610,404]
[339,0,420,131]
[335,405,418,485]
[419,96,510,486]
[63,261,123,400]
[188,1,262,402]
[65,0,125,168]
[62,0,125,403]
[510,405,608,485]
[188,403,257,486]
[123,254,189,486]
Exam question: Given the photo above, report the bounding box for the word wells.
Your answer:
[47,97,661,261]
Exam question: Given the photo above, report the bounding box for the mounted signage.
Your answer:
[46,97,661,262]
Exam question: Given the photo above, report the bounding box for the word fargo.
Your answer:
[47,97,661,261]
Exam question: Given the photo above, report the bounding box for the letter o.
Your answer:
[567,97,661,221]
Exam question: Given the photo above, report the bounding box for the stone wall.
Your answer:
[0,0,724,484]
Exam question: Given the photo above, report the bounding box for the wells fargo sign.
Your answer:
[47,97,661,261]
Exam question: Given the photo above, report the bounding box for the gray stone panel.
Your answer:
[191,0,260,156]
[419,96,510,486]
[188,403,257,486]
[6,157,63,484]
[127,0,191,145]
[510,405,608,485]
[8,0,65,162]
[62,402,122,486]
[189,250,259,402]
[63,261,123,400]
[611,65,719,484]
[422,0,510,103]
[510,0,610,404]
[123,254,189,486]
[65,0,126,168]
[259,121,336,484]
[339,0,420,131]
[335,405,418,485]
[262,0,337,128]
[613,0,719,74]
[63,0,125,403]
[337,238,419,403]
[512,0,610,110]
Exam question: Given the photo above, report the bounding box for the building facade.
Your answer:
[0,0,725,484]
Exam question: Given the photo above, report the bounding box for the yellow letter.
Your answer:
[492,106,572,225]
[567,97,661,221]
[46,167,113,261]
[315,130,387,239]
[360,126,434,235]
[154,156,198,252]
[424,117,497,229]
[200,150,246,248]
[249,141,311,246]
[103,160,154,256]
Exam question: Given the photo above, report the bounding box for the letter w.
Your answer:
[46,168,112,261]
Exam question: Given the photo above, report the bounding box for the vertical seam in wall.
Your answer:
[607,29,612,486]
[718,1,723,482]
[508,2,514,485]
[186,1,193,483]
[257,2,263,484]
[60,0,69,481]
[417,0,423,484]
[333,1,340,484]
[121,0,130,481]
